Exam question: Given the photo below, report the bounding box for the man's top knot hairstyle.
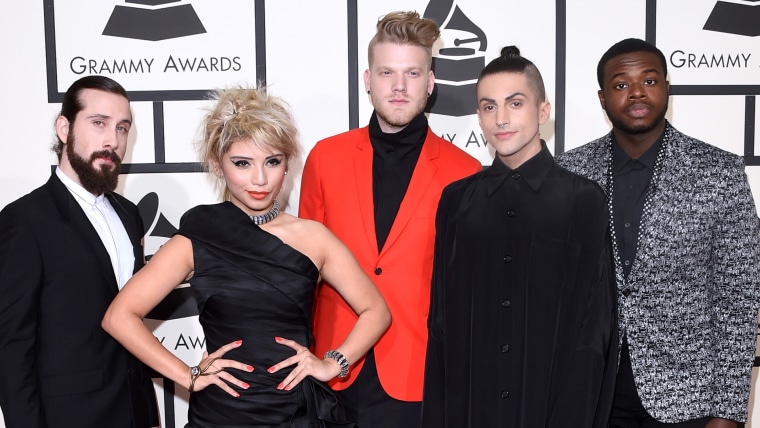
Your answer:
[368,11,440,68]
[477,45,547,103]
[501,46,522,58]
[597,38,668,89]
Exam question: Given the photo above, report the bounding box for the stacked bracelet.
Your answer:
[324,350,350,378]
[188,357,223,392]
[188,365,201,392]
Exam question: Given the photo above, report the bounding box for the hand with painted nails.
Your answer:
[187,339,254,397]
[267,336,342,391]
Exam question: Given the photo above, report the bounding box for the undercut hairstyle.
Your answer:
[477,46,547,103]
[368,11,440,68]
[198,85,299,201]
[597,38,668,89]
[53,75,130,159]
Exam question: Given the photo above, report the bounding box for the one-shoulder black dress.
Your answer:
[177,202,355,428]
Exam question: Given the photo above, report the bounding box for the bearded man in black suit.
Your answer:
[0,75,159,428]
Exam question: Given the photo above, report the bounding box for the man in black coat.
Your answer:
[0,75,159,428]
[421,46,617,428]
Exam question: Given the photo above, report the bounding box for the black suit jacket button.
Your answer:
[500,391,510,398]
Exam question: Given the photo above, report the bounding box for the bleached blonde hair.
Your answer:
[197,85,299,201]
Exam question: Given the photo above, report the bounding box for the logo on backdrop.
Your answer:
[137,192,199,321]
[44,0,260,101]
[424,0,488,117]
[703,0,759,37]
[44,0,263,171]
[655,0,758,79]
[103,0,206,41]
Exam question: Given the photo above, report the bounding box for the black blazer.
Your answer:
[0,174,158,428]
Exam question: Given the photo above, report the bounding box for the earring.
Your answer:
[367,90,371,94]
[427,92,431,97]
[284,170,288,176]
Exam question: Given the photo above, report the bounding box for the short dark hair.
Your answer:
[53,75,130,158]
[477,45,546,103]
[597,38,668,89]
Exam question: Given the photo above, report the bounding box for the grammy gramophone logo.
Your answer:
[103,0,206,41]
[703,0,759,37]
[138,192,199,320]
[424,0,488,117]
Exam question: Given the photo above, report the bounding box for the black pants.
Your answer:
[610,338,712,428]
[335,349,421,428]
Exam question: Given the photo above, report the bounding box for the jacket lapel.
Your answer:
[628,125,674,284]
[48,174,119,293]
[108,193,144,274]
[595,134,613,197]
[354,135,380,253]
[380,129,438,256]
[591,134,625,285]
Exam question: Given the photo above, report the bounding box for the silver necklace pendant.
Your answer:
[250,200,280,225]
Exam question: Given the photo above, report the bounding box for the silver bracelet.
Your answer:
[324,350,350,378]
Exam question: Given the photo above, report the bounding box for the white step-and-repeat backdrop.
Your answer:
[0,0,758,426]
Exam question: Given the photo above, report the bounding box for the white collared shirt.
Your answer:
[56,167,135,289]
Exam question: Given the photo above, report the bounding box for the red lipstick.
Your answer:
[248,191,270,200]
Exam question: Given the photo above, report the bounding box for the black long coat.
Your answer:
[421,147,617,428]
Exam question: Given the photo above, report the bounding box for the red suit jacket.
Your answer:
[299,125,481,401]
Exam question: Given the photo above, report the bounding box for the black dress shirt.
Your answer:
[423,143,617,428]
[369,111,426,252]
[611,133,663,278]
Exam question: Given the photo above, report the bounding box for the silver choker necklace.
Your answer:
[250,200,280,225]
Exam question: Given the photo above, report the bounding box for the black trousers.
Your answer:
[335,349,421,428]
[610,338,713,428]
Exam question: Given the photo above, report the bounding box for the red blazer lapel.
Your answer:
[353,136,379,254]
[380,130,440,256]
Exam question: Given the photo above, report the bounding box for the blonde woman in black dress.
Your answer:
[103,86,390,427]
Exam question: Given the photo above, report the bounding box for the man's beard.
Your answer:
[609,99,669,136]
[66,131,122,195]
[371,93,427,132]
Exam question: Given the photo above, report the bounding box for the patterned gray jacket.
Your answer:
[556,122,760,423]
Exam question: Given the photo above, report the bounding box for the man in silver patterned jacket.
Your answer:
[556,38,760,428]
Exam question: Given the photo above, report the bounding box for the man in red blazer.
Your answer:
[299,10,481,428]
